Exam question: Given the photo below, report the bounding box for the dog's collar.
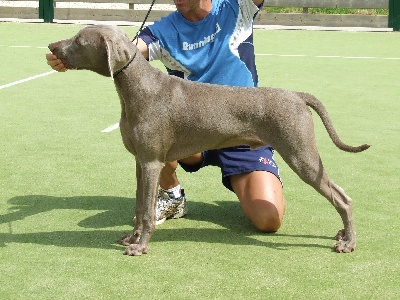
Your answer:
[113,52,136,78]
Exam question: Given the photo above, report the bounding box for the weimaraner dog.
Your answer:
[48,25,369,256]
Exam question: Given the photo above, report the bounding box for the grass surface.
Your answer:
[1,22,400,299]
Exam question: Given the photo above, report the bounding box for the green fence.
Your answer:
[39,0,54,23]
[389,0,400,31]
[37,0,400,31]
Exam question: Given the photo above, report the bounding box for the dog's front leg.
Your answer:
[119,161,143,246]
[124,160,162,256]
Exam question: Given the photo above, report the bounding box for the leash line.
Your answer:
[113,52,137,78]
[132,0,157,43]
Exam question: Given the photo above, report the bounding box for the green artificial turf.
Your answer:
[0,22,399,299]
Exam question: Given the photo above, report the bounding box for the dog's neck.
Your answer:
[113,51,137,78]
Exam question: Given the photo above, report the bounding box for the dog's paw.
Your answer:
[124,244,149,256]
[335,229,345,241]
[118,234,133,246]
[118,230,141,246]
[334,240,355,253]
[333,230,355,253]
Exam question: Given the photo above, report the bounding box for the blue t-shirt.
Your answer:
[139,0,260,87]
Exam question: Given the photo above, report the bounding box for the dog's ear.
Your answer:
[104,37,130,79]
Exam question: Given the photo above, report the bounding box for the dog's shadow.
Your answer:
[0,195,332,251]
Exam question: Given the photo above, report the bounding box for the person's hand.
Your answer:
[46,52,68,72]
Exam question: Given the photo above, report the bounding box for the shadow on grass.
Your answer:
[0,195,333,251]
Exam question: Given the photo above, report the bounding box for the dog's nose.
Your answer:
[48,42,59,53]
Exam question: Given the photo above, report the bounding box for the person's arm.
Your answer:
[132,37,149,60]
[253,0,264,8]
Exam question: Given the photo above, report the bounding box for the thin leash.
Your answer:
[113,0,157,78]
[132,0,157,44]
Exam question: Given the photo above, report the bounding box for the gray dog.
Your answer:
[48,25,369,256]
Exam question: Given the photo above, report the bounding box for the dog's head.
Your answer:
[48,25,136,78]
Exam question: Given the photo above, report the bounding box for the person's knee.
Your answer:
[242,195,286,233]
[246,200,283,232]
[250,208,283,233]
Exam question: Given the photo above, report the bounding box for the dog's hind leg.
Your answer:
[122,160,163,256]
[324,179,355,253]
[280,144,356,253]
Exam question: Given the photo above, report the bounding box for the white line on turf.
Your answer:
[0,70,57,90]
[101,122,119,133]
[0,45,48,49]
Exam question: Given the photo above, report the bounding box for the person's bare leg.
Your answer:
[159,153,203,190]
[159,161,179,190]
[230,171,285,232]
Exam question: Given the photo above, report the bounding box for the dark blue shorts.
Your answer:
[179,145,281,192]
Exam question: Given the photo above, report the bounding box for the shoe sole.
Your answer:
[170,207,188,219]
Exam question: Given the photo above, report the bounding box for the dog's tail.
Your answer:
[300,92,370,153]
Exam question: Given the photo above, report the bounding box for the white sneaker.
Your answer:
[133,189,188,226]
[156,189,187,225]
